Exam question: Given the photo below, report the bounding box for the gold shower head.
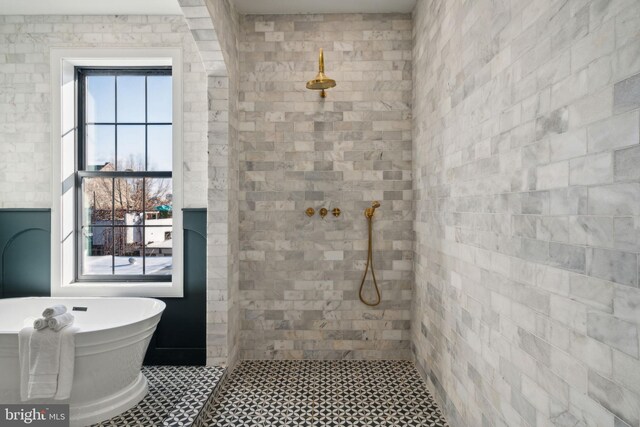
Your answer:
[306,48,336,98]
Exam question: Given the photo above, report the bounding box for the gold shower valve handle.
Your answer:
[319,208,328,218]
[332,208,341,217]
[305,207,315,217]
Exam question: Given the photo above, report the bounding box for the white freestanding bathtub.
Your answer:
[0,297,165,427]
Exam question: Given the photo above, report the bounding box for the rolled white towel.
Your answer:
[33,318,48,331]
[42,305,67,319]
[47,313,74,332]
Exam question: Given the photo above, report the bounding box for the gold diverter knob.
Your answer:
[319,208,328,218]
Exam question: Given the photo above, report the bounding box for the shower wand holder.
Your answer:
[364,201,381,219]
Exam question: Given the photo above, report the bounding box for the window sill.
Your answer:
[53,281,183,298]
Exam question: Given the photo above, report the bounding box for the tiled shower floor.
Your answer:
[196,360,449,427]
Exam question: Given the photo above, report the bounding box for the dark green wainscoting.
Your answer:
[0,209,51,298]
[0,208,206,366]
[144,208,206,365]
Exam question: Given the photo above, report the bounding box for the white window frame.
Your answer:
[50,47,184,297]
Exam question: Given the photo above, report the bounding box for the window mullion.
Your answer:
[114,75,118,172]
[77,171,172,178]
[111,177,115,275]
[142,178,146,275]
[143,75,147,276]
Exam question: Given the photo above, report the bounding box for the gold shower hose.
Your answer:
[359,201,381,306]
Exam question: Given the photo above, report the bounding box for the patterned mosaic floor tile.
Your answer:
[196,360,449,427]
[92,365,224,427]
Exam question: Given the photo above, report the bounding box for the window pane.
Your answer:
[147,125,172,171]
[145,178,173,220]
[144,177,172,275]
[117,125,145,171]
[81,226,113,275]
[86,125,115,171]
[114,227,143,275]
[114,176,144,278]
[147,76,172,123]
[86,76,115,123]
[117,76,145,123]
[144,251,172,275]
[81,177,113,225]
[114,178,144,222]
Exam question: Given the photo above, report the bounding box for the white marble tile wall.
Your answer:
[0,14,208,209]
[412,0,640,426]
[236,13,414,360]
[202,0,241,367]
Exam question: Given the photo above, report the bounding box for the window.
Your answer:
[76,68,173,282]
[51,48,183,297]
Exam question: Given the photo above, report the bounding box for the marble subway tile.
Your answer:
[587,311,639,357]
[613,217,640,252]
[613,72,640,114]
[550,242,586,273]
[614,145,640,182]
[537,161,569,190]
[587,247,638,287]
[588,183,640,215]
[588,370,640,427]
[549,128,588,161]
[612,350,640,396]
[570,152,613,185]
[587,110,640,153]
[614,285,640,323]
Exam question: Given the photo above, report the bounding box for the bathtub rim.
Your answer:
[0,296,166,335]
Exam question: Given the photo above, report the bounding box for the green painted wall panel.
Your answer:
[0,210,51,298]
[145,209,206,365]
[0,208,206,366]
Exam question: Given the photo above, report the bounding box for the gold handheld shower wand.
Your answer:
[359,201,381,306]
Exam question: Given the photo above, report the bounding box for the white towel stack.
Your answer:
[32,304,74,332]
[19,304,77,401]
